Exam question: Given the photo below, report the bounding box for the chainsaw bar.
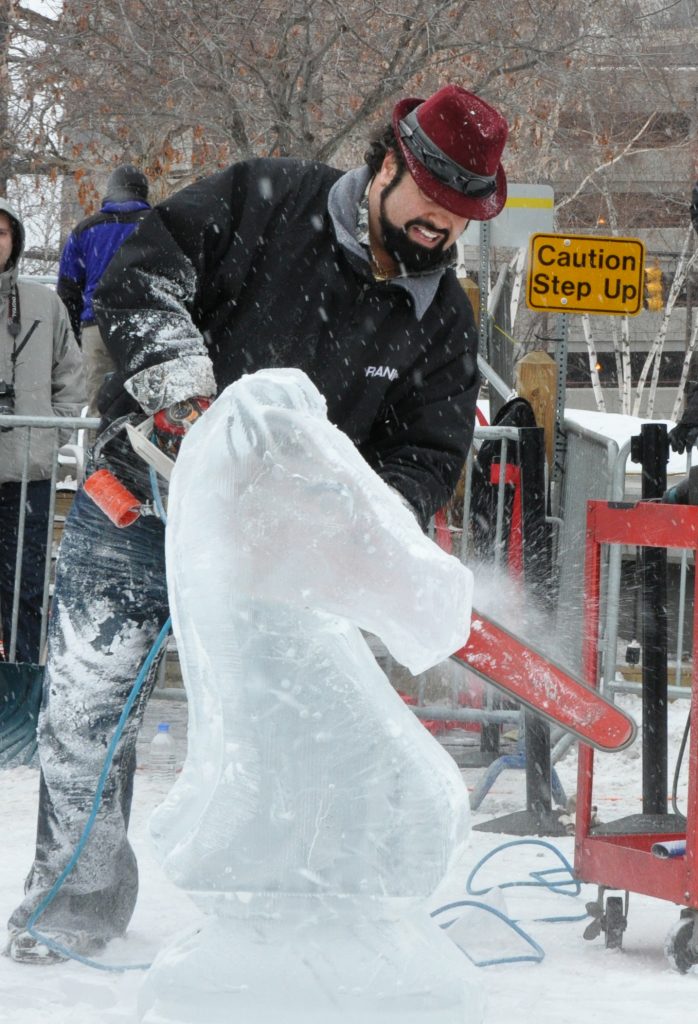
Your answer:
[451,610,636,753]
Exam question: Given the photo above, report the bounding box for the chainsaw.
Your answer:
[86,410,636,757]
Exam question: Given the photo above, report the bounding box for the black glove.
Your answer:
[96,371,142,433]
[668,422,698,454]
[691,182,698,234]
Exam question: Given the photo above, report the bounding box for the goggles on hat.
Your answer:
[398,109,497,199]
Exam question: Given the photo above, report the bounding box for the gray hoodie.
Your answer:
[0,198,85,483]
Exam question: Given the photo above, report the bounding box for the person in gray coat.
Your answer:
[0,199,85,662]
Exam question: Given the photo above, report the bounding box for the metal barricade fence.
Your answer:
[2,416,524,733]
[5,411,689,725]
[553,420,622,684]
[414,424,535,761]
[458,423,523,566]
[0,412,99,662]
[421,418,629,770]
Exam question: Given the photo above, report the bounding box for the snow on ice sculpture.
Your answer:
[139,367,482,1024]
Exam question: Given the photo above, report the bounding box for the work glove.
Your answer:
[153,396,212,458]
[667,422,698,455]
[96,371,142,433]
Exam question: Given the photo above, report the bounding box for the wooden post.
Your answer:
[458,275,480,326]
[515,351,557,469]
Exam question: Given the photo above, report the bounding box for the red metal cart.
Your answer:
[575,498,698,968]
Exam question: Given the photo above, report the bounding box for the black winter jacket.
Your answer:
[94,158,479,525]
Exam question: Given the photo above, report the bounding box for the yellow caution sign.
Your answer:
[526,232,646,316]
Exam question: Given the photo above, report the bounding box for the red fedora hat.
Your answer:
[392,85,508,220]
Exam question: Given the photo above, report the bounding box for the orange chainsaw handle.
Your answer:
[84,468,141,528]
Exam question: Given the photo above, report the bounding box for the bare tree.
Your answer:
[5,0,696,345]
[634,226,698,416]
[10,0,672,197]
[0,0,12,194]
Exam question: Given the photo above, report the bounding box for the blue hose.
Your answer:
[432,898,546,966]
[431,838,589,967]
[148,465,168,522]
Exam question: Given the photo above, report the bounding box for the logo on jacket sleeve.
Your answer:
[365,365,398,381]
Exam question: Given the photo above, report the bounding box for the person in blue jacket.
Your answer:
[56,165,150,415]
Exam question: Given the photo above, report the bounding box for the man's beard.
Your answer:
[379,188,455,274]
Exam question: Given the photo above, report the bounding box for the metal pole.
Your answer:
[465,425,528,766]
[478,221,491,360]
[519,426,554,821]
[638,422,668,815]
[600,439,632,694]
[39,431,61,662]
[411,706,521,724]
[460,447,474,565]
[676,549,689,687]
[9,433,32,662]
[674,449,692,686]
[485,433,507,756]
[476,354,516,405]
[551,314,569,510]
[493,437,508,570]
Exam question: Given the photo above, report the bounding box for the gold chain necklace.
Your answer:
[369,244,394,281]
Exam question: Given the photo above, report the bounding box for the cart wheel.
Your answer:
[666,916,698,974]
[604,896,626,950]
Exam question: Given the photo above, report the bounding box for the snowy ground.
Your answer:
[1,690,696,1022]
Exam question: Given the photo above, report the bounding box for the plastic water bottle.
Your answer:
[149,722,177,782]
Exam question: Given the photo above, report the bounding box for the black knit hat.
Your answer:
[104,164,149,202]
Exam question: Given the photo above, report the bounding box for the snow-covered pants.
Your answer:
[8,459,169,944]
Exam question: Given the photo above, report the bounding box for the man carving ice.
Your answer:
[6,83,508,963]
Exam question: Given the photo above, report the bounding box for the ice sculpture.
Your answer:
[139,368,482,1024]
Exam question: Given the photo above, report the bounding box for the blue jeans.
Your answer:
[0,479,51,664]
[9,458,170,943]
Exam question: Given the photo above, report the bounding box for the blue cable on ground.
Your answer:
[431,838,589,967]
[432,897,546,966]
[467,838,587,923]
[25,468,172,973]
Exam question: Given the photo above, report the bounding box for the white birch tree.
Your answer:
[633,226,698,417]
